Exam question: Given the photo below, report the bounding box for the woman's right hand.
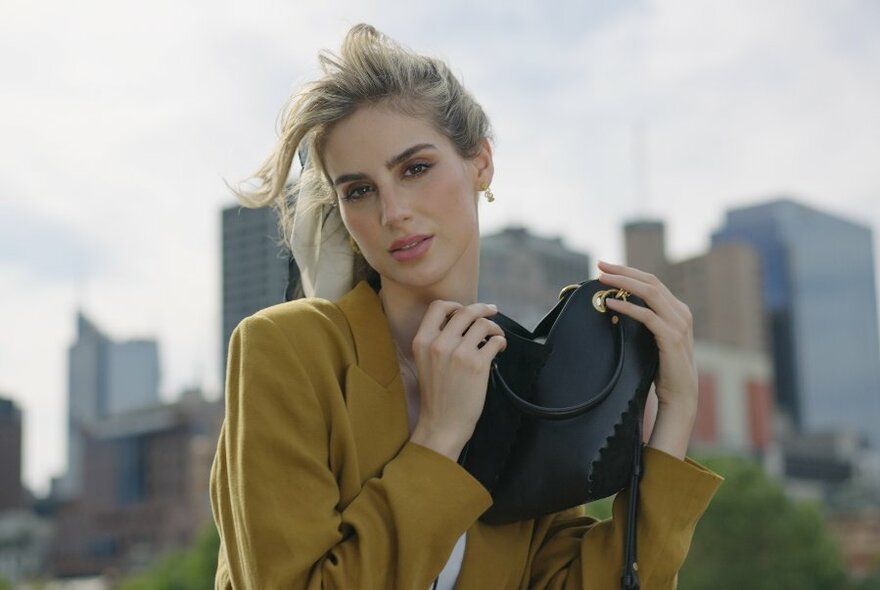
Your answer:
[409,300,507,461]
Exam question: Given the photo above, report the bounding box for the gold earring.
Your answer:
[483,185,495,203]
[349,236,361,256]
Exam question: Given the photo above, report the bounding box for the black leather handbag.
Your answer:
[459,280,659,590]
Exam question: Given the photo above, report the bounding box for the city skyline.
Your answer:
[2,1,879,494]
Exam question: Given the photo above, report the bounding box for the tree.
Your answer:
[118,525,220,590]
[853,569,880,590]
[679,454,849,590]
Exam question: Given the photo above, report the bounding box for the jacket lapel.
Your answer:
[335,282,409,482]
[335,282,532,582]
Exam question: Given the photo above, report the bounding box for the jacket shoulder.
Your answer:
[232,296,354,366]
[253,297,348,336]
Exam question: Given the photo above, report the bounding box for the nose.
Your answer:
[379,186,413,227]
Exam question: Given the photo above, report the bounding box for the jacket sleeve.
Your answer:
[525,447,723,589]
[210,314,492,590]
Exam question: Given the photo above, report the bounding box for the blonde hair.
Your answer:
[233,24,492,270]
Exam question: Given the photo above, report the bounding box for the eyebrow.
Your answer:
[332,143,437,187]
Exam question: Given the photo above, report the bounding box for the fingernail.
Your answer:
[488,304,498,310]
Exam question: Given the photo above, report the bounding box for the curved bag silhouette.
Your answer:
[461,280,659,525]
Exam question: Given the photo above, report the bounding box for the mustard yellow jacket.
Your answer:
[210,281,722,589]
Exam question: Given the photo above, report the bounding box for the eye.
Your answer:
[343,184,374,202]
[404,161,432,177]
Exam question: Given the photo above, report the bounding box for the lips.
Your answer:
[389,235,434,262]
[389,234,432,252]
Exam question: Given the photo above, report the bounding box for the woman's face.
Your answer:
[322,105,492,292]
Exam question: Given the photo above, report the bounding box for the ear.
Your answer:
[471,137,494,190]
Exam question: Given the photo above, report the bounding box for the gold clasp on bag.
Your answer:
[592,288,631,313]
[558,284,579,300]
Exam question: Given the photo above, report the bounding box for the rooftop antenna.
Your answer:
[74,274,90,319]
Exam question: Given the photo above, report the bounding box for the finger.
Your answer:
[597,260,665,288]
[598,271,678,320]
[598,262,683,309]
[605,298,687,346]
[478,334,507,361]
[415,300,464,344]
[603,296,664,331]
[424,300,464,328]
[597,271,693,331]
[441,302,498,337]
[458,317,505,351]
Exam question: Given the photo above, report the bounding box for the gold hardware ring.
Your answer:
[592,288,631,313]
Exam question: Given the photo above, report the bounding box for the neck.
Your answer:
[379,264,479,362]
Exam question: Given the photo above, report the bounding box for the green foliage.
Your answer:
[852,569,880,590]
[118,525,220,590]
[679,454,849,590]
[584,494,615,520]
[0,576,12,590]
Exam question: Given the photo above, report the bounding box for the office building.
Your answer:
[106,340,161,415]
[479,226,591,329]
[712,198,880,448]
[624,220,774,454]
[62,313,160,498]
[221,204,293,380]
[51,389,222,578]
[690,342,774,454]
[0,397,23,512]
[624,220,766,352]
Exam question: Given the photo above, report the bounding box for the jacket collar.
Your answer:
[334,281,410,481]
[335,280,400,388]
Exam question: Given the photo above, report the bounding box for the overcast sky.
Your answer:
[2,0,879,494]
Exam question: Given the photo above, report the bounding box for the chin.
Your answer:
[380,260,455,291]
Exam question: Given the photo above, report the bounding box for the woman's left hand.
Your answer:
[596,260,698,459]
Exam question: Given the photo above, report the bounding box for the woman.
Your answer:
[210,23,722,589]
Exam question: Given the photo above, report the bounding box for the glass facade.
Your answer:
[712,199,880,449]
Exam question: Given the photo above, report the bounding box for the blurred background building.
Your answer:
[624,201,880,512]
[478,226,592,328]
[59,314,160,500]
[221,204,295,381]
[0,398,24,512]
[0,397,52,586]
[51,388,221,578]
[6,313,225,582]
[711,198,880,452]
[623,219,775,456]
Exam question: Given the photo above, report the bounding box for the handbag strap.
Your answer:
[621,413,644,590]
[488,319,626,420]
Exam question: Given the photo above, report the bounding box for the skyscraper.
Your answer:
[0,397,23,512]
[712,198,880,448]
[221,204,294,382]
[62,313,160,497]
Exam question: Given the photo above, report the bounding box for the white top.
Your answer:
[433,532,467,590]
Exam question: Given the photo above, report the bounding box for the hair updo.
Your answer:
[233,23,492,258]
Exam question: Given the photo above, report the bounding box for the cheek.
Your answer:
[434,168,477,217]
[338,206,369,243]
